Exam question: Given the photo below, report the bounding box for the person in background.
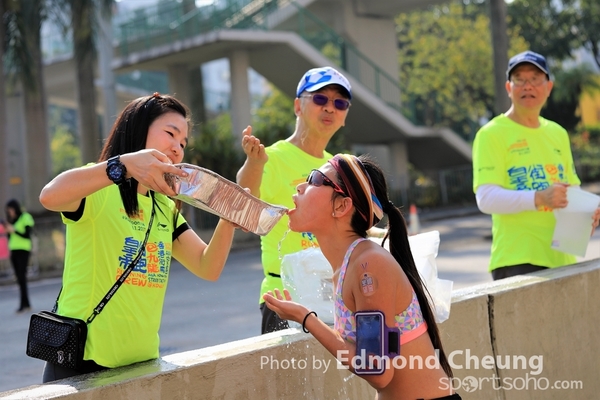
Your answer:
[5,199,35,313]
[472,50,600,280]
[264,154,460,400]
[237,66,353,334]
[39,93,237,382]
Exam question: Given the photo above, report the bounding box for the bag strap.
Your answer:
[52,194,156,325]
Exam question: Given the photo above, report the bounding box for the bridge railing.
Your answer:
[112,0,446,127]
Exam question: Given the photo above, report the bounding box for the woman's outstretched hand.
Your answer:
[263,289,308,324]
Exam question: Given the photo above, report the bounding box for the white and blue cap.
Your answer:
[506,50,549,79]
[296,66,352,99]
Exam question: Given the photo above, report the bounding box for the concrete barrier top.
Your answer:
[2,258,599,400]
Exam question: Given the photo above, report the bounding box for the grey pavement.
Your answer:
[1,211,599,393]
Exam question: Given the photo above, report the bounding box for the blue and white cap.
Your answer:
[296,66,352,99]
[506,50,549,79]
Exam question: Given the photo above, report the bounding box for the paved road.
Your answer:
[1,213,599,393]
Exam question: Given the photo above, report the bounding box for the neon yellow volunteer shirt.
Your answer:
[259,140,332,302]
[8,212,34,251]
[472,114,580,271]
[58,184,186,368]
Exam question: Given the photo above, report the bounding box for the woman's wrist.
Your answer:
[287,306,308,325]
[302,311,318,333]
[218,218,238,231]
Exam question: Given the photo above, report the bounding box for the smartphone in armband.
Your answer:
[354,310,401,375]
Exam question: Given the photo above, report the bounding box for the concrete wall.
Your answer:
[2,260,598,399]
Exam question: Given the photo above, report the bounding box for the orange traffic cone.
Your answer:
[408,204,420,236]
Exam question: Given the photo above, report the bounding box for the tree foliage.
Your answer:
[570,123,600,181]
[49,106,81,176]
[506,0,579,61]
[507,0,600,131]
[578,0,600,69]
[542,64,600,132]
[396,1,528,141]
[251,84,296,146]
[397,0,600,138]
[508,0,600,69]
[3,0,52,212]
[4,0,47,91]
[183,113,243,181]
[51,128,82,176]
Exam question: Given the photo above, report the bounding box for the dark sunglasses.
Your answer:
[307,169,346,195]
[303,93,351,111]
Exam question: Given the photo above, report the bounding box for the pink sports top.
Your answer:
[334,238,428,345]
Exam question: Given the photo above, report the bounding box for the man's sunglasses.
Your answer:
[302,93,351,111]
[307,169,346,195]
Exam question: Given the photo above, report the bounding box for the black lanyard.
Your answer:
[53,195,156,325]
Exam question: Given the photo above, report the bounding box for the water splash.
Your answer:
[277,228,291,260]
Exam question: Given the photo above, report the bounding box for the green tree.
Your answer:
[183,113,243,181]
[507,0,600,69]
[251,84,295,146]
[4,0,51,212]
[396,1,528,140]
[51,127,82,176]
[506,0,600,131]
[542,64,600,132]
[570,123,600,181]
[507,0,579,61]
[48,106,81,176]
[70,0,102,163]
[578,0,600,69]
[51,0,115,163]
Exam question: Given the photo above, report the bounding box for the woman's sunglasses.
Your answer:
[302,93,351,111]
[307,169,346,195]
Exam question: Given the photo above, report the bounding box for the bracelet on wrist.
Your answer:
[302,311,318,333]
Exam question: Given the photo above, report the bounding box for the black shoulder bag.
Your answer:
[26,200,155,371]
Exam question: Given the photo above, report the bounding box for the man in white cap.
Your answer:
[237,66,352,333]
[472,50,600,280]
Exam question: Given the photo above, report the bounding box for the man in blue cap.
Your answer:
[472,51,600,280]
[237,66,352,333]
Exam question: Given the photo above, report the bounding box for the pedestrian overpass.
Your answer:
[43,0,472,188]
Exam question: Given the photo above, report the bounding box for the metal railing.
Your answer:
[115,0,256,56]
